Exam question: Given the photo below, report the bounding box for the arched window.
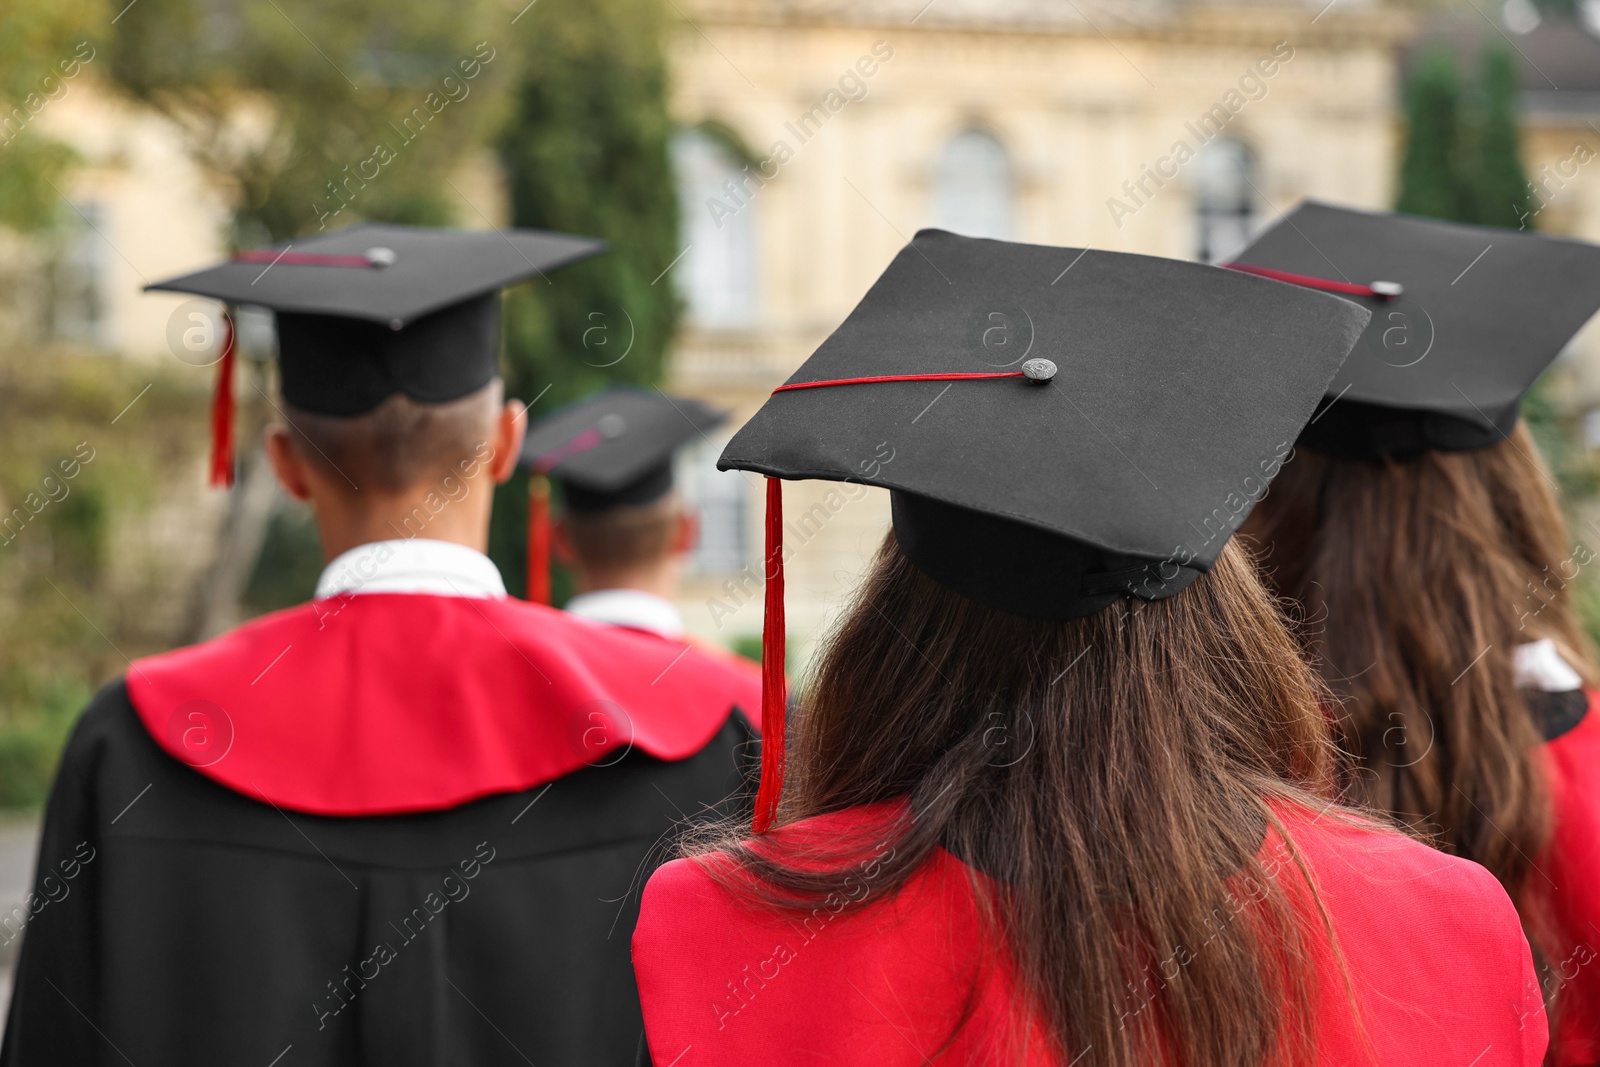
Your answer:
[671,128,759,328]
[934,129,1013,239]
[1193,137,1257,264]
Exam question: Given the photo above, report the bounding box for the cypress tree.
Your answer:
[488,0,682,597]
[1465,46,1531,230]
[1396,48,1471,222]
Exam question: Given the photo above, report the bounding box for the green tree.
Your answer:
[0,0,107,232]
[487,0,682,597]
[1396,48,1471,222]
[1396,45,1530,230]
[105,0,511,240]
[1464,47,1531,230]
[0,346,210,806]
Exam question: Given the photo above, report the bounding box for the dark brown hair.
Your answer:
[696,533,1350,1067]
[281,380,501,494]
[1245,425,1596,986]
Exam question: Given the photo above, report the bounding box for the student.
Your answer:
[520,387,728,642]
[629,230,1546,1066]
[1,224,760,1067]
[1230,201,1600,1066]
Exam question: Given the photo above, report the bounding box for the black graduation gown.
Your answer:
[1,681,755,1066]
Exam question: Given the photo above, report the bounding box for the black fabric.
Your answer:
[720,229,1370,616]
[1,681,757,1067]
[277,294,501,416]
[1523,687,1589,743]
[522,388,726,511]
[891,490,1199,619]
[1230,201,1600,460]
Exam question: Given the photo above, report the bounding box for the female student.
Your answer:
[1230,201,1600,1066]
[630,229,1546,1066]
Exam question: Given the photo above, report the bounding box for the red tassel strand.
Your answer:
[208,313,237,488]
[231,250,380,268]
[1219,262,1401,300]
[774,371,1024,393]
[752,476,788,833]
[526,474,551,605]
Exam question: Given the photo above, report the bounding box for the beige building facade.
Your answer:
[664,0,1410,662]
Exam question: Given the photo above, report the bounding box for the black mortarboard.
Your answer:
[144,222,604,484]
[1225,200,1600,459]
[521,387,726,512]
[518,387,725,603]
[721,229,1371,832]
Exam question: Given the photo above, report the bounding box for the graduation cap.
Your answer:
[720,228,1372,832]
[1223,200,1600,459]
[144,222,605,486]
[518,388,726,604]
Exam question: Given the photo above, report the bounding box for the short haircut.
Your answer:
[281,380,501,494]
[562,494,681,572]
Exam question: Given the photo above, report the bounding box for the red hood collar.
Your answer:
[125,594,761,815]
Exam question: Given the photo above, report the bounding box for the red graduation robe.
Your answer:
[3,593,761,1067]
[1538,689,1600,1066]
[632,801,1546,1066]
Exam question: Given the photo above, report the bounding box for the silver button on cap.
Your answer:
[1022,358,1057,383]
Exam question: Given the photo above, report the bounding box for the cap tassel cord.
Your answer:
[752,476,788,833]
[208,313,237,488]
[230,250,387,268]
[774,371,1024,393]
[526,473,551,605]
[1219,262,1401,300]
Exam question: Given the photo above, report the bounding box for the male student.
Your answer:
[0,225,760,1067]
[521,388,735,643]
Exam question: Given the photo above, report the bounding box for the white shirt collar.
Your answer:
[1515,638,1585,692]
[314,538,506,600]
[564,588,685,639]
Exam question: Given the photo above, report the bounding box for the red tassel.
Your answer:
[753,476,788,833]
[527,473,551,604]
[208,313,237,488]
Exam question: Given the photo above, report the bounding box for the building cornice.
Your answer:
[678,0,1415,51]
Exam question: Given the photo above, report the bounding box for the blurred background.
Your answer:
[6,0,1600,1008]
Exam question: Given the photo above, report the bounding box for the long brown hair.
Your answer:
[697,533,1350,1067]
[1244,424,1595,971]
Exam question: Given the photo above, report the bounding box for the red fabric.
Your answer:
[633,802,1547,1066]
[1538,692,1600,1066]
[123,593,761,815]
[1220,262,1392,299]
[773,372,1024,393]
[208,314,236,488]
[526,475,551,604]
[231,250,376,268]
[753,477,787,833]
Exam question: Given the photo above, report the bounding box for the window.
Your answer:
[47,201,108,345]
[677,436,748,574]
[934,129,1013,239]
[672,128,759,327]
[1193,137,1257,264]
